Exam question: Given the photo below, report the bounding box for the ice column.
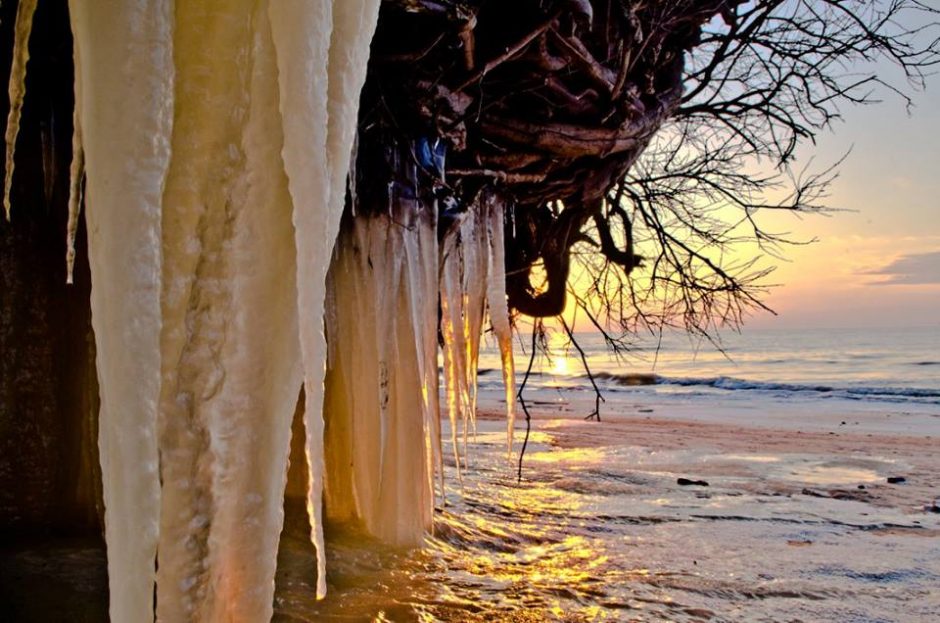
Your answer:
[68,2,173,621]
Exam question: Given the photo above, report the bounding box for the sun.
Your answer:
[548,331,573,376]
[551,355,570,376]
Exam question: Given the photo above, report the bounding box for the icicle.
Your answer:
[68,1,173,621]
[485,194,517,454]
[440,203,493,472]
[3,0,38,221]
[65,34,83,285]
[440,230,467,478]
[153,2,306,620]
[348,131,360,216]
[269,0,381,600]
[268,2,333,601]
[327,1,382,213]
[460,208,490,449]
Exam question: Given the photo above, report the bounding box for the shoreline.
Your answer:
[478,406,940,517]
[457,402,940,620]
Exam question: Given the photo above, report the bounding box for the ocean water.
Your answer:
[477,325,940,414]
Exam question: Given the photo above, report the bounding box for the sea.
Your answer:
[477,325,940,416]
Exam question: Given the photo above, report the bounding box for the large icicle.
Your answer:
[269,0,382,600]
[484,194,517,453]
[324,191,438,545]
[3,0,38,220]
[155,2,303,620]
[68,2,173,621]
[268,2,333,600]
[327,2,382,211]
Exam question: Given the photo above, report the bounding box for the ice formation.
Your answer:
[484,195,517,454]
[3,0,38,220]
[64,31,83,285]
[64,0,379,619]
[440,193,517,467]
[7,0,518,620]
[68,2,172,621]
[154,2,307,620]
[270,0,382,599]
[323,192,439,544]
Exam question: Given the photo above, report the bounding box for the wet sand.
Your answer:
[457,405,940,621]
[504,409,940,518]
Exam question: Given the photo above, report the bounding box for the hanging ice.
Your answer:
[269,0,382,600]
[9,1,524,620]
[440,192,517,463]
[154,2,303,620]
[440,220,471,477]
[3,0,38,220]
[64,29,83,285]
[68,1,172,620]
[484,194,517,453]
[62,0,378,618]
[323,182,438,544]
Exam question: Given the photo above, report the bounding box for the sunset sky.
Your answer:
[746,66,940,331]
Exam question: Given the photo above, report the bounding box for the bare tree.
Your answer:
[561,0,940,353]
[370,2,939,347]
[363,1,940,429]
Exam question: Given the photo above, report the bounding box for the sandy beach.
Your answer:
[268,397,940,622]
[499,406,940,519]
[3,400,939,622]
[428,400,940,622]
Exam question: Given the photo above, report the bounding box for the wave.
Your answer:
[592,371,658,386]
[576,372,940,404]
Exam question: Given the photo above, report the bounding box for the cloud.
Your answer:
[862,251,940,286]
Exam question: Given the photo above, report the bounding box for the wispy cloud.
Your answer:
[862,251,940,286]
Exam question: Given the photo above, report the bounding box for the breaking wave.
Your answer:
[581,373,940,405]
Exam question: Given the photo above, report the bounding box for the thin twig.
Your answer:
[559,316,605,421]
[516,320,539,482]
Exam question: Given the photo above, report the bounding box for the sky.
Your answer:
[556,9,940,335]
[686,4,940,334]
[744,65,940,331]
